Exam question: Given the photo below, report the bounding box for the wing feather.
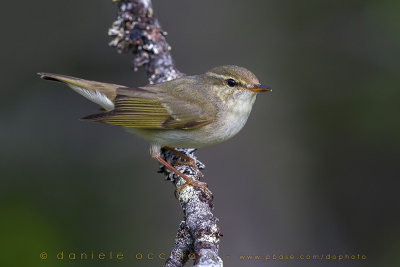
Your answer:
[82,85,215,130]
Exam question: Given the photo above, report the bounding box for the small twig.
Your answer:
[109,1,222,266]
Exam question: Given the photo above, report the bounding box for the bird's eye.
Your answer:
[226,78,236,87]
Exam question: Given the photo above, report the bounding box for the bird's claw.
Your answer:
[175,179,212,199]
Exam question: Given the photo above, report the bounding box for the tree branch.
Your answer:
[108,1,222,266]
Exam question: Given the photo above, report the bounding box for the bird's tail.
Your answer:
[38,72,127,111]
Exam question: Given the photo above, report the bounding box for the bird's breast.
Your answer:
[214,94,256,141]
[128,93,257,148]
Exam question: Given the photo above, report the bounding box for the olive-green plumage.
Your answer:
[39,65,270,155]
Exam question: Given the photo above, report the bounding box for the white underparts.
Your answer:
[69,85,114,111]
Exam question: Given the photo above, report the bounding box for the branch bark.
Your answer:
[108,1,222,266]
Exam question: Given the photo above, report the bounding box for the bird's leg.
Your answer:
[153,155,212,198]
[163,146,204,178]
[150,144,211,198]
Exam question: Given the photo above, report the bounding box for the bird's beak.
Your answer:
[247,84,272,93]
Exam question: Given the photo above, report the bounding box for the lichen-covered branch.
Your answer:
[109,0,182,83]
[108,1,222,266]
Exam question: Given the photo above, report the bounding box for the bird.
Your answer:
[38,65,271,196]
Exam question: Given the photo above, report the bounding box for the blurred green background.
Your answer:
[1,0,399,266]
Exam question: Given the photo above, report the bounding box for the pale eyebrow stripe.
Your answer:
[206,72,247,87]
[206,72,230,80]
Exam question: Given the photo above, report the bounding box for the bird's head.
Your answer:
[205,65,271,101]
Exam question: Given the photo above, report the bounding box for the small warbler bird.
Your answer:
[39,65,271,195]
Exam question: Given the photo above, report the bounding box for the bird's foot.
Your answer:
[175,178,212,199]
[164,146,204,178]
[152,153,212,200]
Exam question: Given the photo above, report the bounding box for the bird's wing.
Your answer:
[82,86,215,130]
